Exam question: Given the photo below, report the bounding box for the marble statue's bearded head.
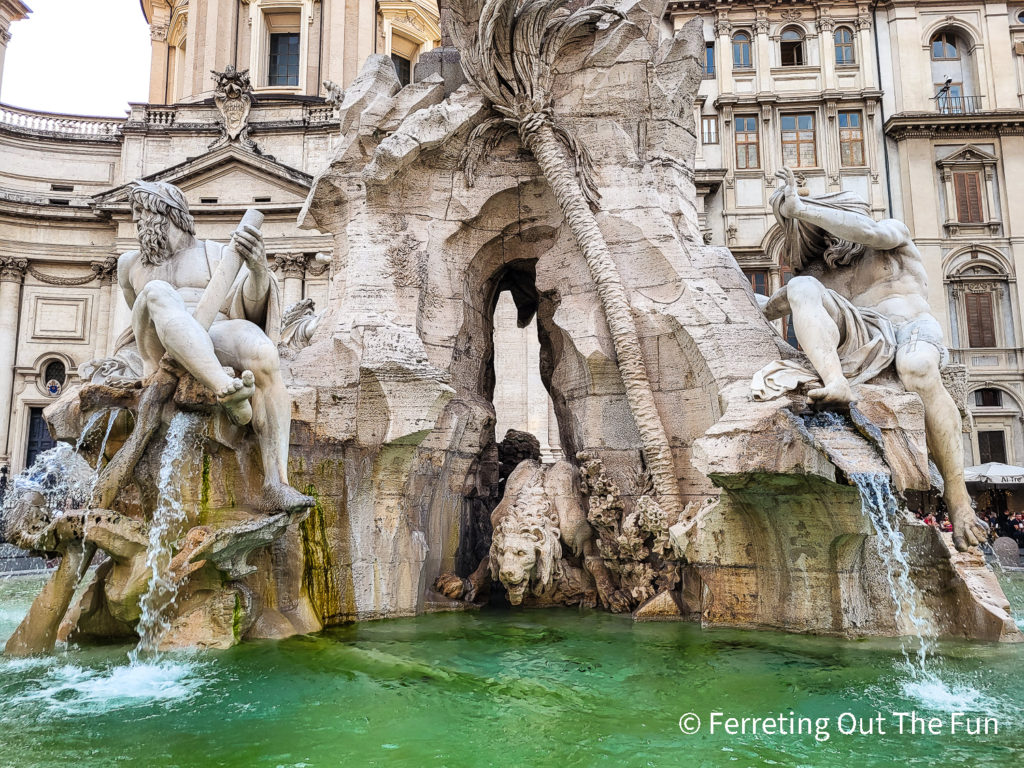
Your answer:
[129,181,196,266]
[489,487,562,605]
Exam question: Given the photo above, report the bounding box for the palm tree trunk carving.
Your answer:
[450,0,684,521]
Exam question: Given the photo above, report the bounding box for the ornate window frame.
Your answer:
[936,145,1000,237]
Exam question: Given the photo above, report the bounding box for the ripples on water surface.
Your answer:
[1,572,1022,768]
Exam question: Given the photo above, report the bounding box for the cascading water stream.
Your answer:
[849,473,935,671]
[130,412,204,662]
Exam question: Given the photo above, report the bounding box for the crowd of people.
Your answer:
[910,499,1024,545]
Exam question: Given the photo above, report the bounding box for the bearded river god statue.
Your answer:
[3,181,318,656]
[752,168,987,553]
[121,181,312,513]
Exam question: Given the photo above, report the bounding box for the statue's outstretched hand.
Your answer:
[233,225,267,274]
[775,167,805,218]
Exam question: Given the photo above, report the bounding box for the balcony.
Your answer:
[934,95,984,114]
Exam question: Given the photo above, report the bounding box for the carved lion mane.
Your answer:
[488,485,563,603]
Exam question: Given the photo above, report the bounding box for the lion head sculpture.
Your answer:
[488,485,563,604]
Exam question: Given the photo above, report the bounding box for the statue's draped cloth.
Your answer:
[752,189,945,401]
[752,289,897,400]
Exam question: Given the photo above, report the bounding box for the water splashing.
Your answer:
[846,473,993,711]
[131,412,204,661]
[850,472,935,669]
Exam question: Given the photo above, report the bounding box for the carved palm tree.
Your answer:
[450,0,684,519]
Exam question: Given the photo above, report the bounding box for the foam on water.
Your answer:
[898,670,998,714]
[2,657,207,716]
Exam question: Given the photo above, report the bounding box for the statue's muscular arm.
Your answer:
[774,168,911,252]
[117,250,140,310]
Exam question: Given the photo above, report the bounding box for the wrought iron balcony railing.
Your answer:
[934,95,984,114]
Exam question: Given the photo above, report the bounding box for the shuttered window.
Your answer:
[965,291,997,348]
[953,172,984,223]
[978,430,1007,464]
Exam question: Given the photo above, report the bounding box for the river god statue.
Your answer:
[121,180,312,512]
[752,168,987,552]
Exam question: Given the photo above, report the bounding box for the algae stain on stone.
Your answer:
[300,485,338,624]
[200,452,211,522]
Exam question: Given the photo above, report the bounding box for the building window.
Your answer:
[953,171,984,222]
[268,32,300,86]
[936,82,966,113]
[975,388,1003,407]
[391,53,411,86]
[965,291,997,348]
[838,111,864,166]
[745,269,770,296]
[780,28,805,67]
[781,113,817,168]
[43,359,66,397]
[834,27,855,65]
[978,430,1007,464]
[931,30,961,60]
[702,115,719,144]
[703,42,715,78]
[732,32,752,69]
[735,116,760,169]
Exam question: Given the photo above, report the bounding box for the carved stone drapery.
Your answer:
[210,65,260,154]
[26,263,99,286]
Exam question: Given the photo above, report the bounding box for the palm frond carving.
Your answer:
[450,0,684,521]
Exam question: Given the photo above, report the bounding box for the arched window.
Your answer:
[834,27,855,65]
[732,32,752,69]
[780,27,805,67]
[931,30,960,60]
[43,359,66,397]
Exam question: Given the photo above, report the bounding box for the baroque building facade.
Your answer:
[670,0,1024,471]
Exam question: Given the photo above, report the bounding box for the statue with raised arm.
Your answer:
[119,180,313,513]
[752,168,987,552]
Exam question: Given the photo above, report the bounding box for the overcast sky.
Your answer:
[2,0,151,117]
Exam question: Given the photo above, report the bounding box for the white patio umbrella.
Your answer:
[963,462,1024,485]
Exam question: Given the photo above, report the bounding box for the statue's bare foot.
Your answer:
[218,370,255,426]
[950,506,988,552]
[262,483,315,514]
[807,379,853,406]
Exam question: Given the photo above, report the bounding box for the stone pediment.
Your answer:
[92,145,312,214]
[937,144,998,167]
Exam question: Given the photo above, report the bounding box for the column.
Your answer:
[273,253,310,308]
[754,14,772,93]
[817,14,836,91]
[148,21,171,104]
[714,14,733,94]
[0,258,26,464]
[90,257,119,358]
[855,12,876,91]
[0,26,11,93]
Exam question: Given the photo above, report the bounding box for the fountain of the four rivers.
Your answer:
[1,0,1022,765]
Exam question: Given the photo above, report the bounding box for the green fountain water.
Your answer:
[1,571,1023,768]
